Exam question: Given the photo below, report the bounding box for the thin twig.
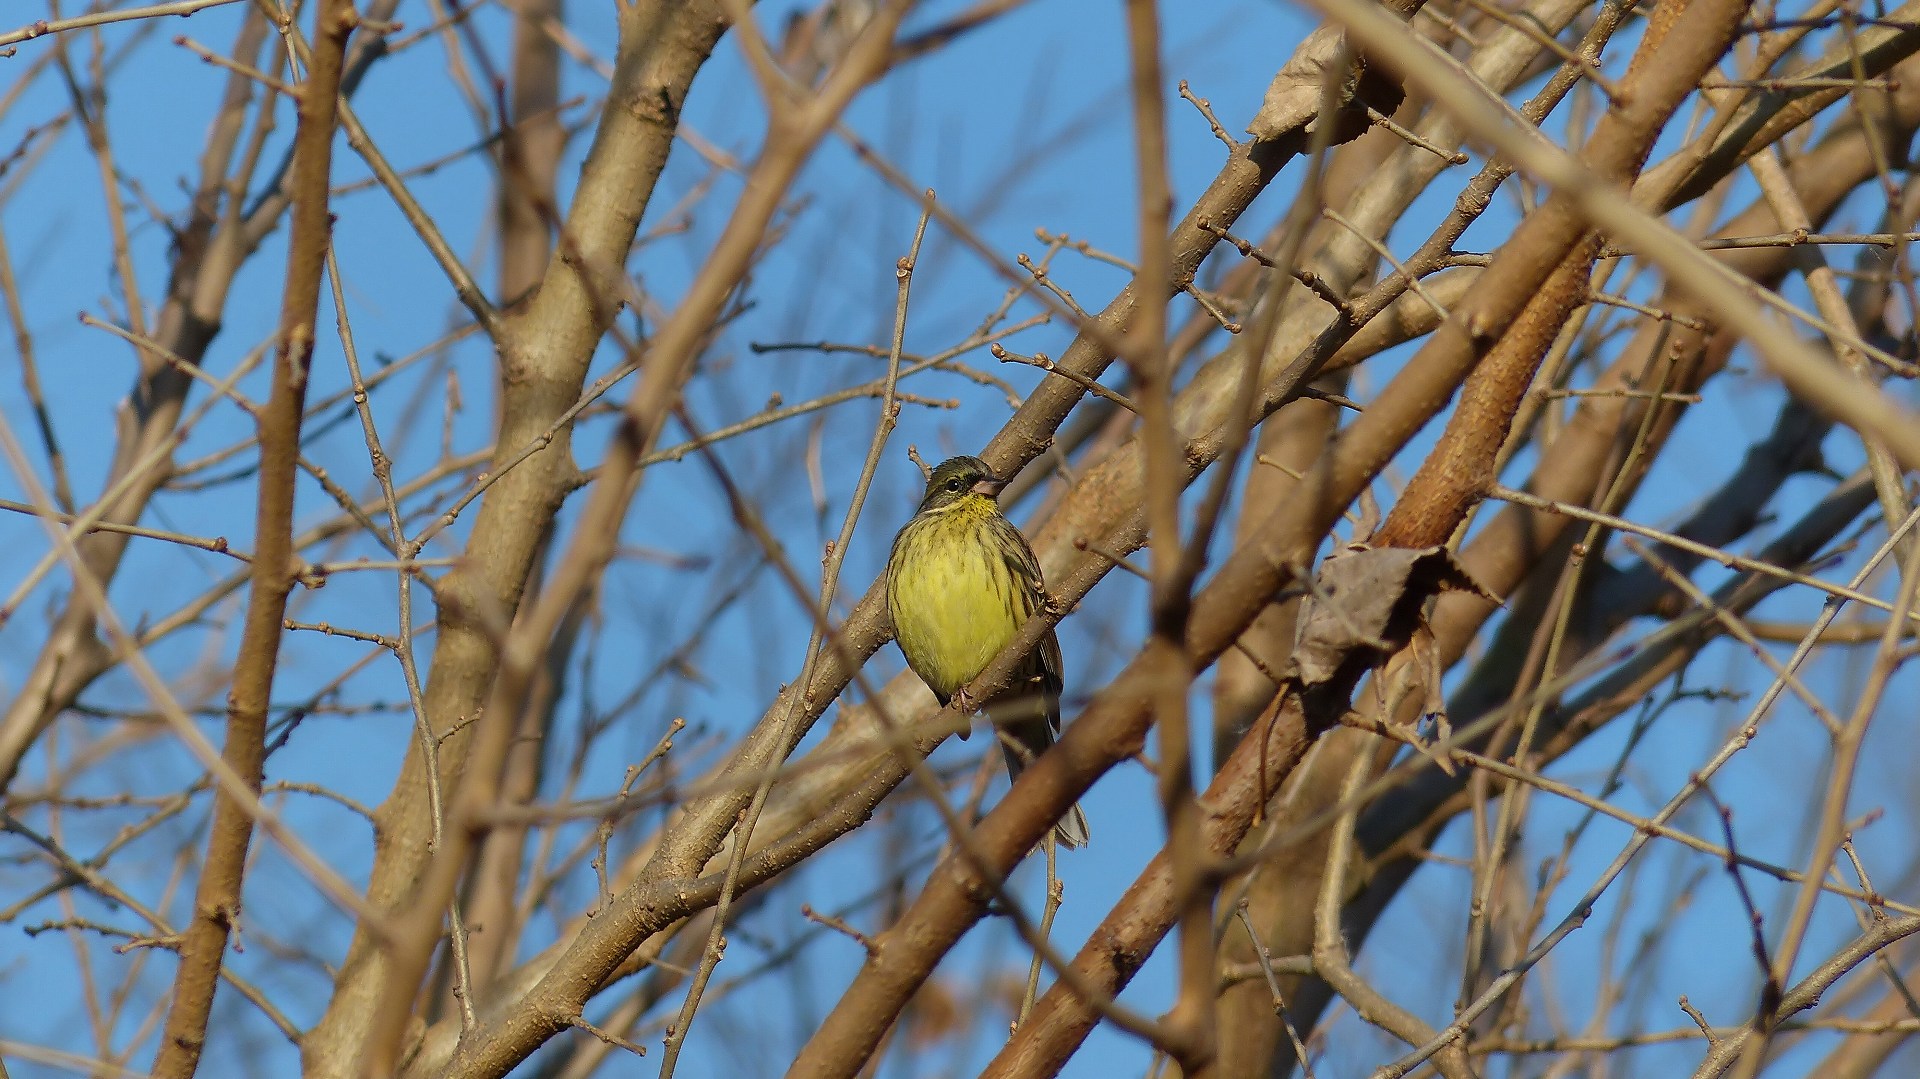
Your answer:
[1,0,247,50]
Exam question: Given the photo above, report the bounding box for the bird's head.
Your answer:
[916,455,1004,513]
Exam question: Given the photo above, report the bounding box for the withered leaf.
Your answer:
[1290,544,1499,690]
[1246,26,1406,145]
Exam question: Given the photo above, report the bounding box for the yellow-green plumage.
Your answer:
[886,456,1089,849]
[888,495,1033,699]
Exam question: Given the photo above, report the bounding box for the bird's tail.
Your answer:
[1052,801,1090,849]
[994,714,1090,850]
[1001,752,1090,849]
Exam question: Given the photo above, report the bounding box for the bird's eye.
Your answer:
[945,478,963,492]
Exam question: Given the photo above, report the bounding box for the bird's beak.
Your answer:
[971,473,1006,498]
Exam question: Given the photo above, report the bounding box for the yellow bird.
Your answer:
[886,456,1089,849]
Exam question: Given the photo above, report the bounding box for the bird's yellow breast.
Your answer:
[887,497,1027,703]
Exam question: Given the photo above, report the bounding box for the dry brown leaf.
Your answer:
[1246,25,1405,145]
[1289,544,1499,729]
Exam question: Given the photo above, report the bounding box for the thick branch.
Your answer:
[303,5,734,1076]
[149,2,353,1075]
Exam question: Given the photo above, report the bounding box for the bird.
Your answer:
[885,455,1089,849]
